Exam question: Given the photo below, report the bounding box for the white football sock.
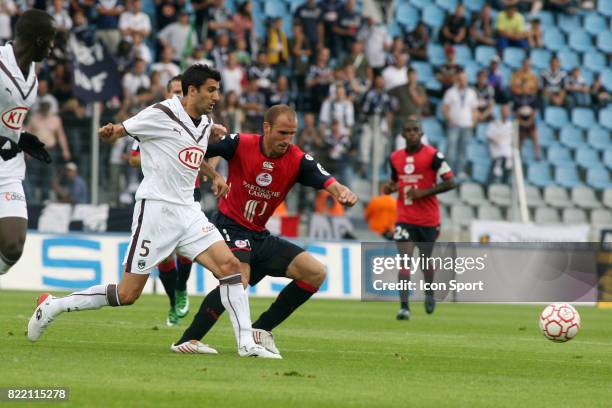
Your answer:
[219,274,256,350]
[54,284,120,313]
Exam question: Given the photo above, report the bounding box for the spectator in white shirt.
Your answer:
[32,80,60,114]
[119,0,151,40]
[48,0,73,34]
[358,15,391,74]
[0,0,17,45]
[158,11,197,63]
[130,32,152,64]
[151,46,180,87]
[221,53,245,96]
[443,70,479,177]
[487,103,513,184]
[319,85,355,138]
[382,52,408,91]
[122,58,150,108]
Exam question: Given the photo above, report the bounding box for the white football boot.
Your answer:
[252,328,280,355]
[27,293,59,342]
[238,344,282,359]
[171,340,218,354]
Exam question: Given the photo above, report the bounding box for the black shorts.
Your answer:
[211,212,305,286]
[393,223,440,257]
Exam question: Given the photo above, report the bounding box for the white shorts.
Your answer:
[123,199,223,274]
[0,181,27,219]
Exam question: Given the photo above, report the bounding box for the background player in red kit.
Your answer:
[384,119,455,321]
[172,104,358,355]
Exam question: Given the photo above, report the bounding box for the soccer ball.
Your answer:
[538,303,581,342]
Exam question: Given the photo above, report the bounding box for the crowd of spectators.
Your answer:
[0,0,608,213]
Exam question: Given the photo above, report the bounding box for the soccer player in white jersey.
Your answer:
[0,10,56,275]
[27,64,279,359]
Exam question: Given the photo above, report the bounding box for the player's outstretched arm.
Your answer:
[200,160,229,198]
[98,123,127,144]
[325,181,358,207]
[406,177,456,200]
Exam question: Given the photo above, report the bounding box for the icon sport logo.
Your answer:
[178,147,205,170]
[1,106,29,130]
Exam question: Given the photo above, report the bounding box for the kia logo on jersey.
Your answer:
[255,172,273,187]
[178,147,205,170]
[1,106,29,130]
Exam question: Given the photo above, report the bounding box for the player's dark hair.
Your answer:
[181,64,221,95]
[264,105,297,127]
[15,9,55,41]
[167,75,182,92]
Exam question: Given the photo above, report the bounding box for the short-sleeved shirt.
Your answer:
[540,68,567,93]
[205,133,335,232]
[122,96,213,205]
[495,11,525,34]
[294,3,323,44]
[389,145,453,227]
[0,43,38,183]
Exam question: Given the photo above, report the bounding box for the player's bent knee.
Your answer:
[218,256,242,278]
[299,263,326,288]
[117,286,141,305]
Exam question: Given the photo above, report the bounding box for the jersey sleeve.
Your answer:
[122,105,167,142]
[431,150,454,180]
[389,156,398,182]
[204,133,240,160]
[297,154,336,189]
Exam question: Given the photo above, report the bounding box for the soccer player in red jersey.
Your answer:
[172,104,358,355]
[384,119,456,320]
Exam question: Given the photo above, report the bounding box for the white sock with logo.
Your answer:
[53,284,120,313]
[219,274,256,350]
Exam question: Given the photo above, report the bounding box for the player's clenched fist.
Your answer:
[209,124,227,145]
[337,186,358,207]
[98,123,126,144]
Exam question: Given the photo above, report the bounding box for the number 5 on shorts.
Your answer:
[140,240,151,257]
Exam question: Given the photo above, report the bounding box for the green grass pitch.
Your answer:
[1,290,611,407]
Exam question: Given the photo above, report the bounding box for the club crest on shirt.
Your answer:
[256,172,273,187]
[138,259,146,270]
[404,164,415,174]
[1,106,29,130]
[262,161,274,170]
[234,239,250,249]
[178,146,205,170]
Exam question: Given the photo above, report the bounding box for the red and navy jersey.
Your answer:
[206,133,336,231]
[389,144,453,227]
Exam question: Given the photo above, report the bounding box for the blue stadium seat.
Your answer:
[396,3,420,30]
[557,49,579,71]
[599,108,612,130]
[559,126,584,149]
[598,0,612,17]
[543,27,566,52]
[521,140,536,163]
[503,47,525,69]
[586,168,611,190]
[537,123,556,147]
[604,150,612,170]
[498,64,513,86]
[465,0,483,13]
[544,107,569,129]
[535,11,555,27]
[587,126,611,150]
[555,166,581,188]
[531,48,552,71]
[436,0,457,13]
[528,162,554,188]
[264,0,286,17]
[571,108,596,130]
[411,0,430,9]
[583,51,606,73]
[601,69,612,92]
[569,30,593,53]
[575,147,600,169]
[427,43,446,66]
[475,46,497,66]
[289,0,305,13]
[584,13,607,37]
[547,144,573,166]
[596,30,612,53]
[422,118,444,140]
[558,13,581,35]
[425,78,442,91]
[464,61,481,85]
[467,141,491,163]
[412,61,434,83]
[423,4,445,31]
[471,161,491,184]
[581,68,595,86]
[454,45,472,66]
